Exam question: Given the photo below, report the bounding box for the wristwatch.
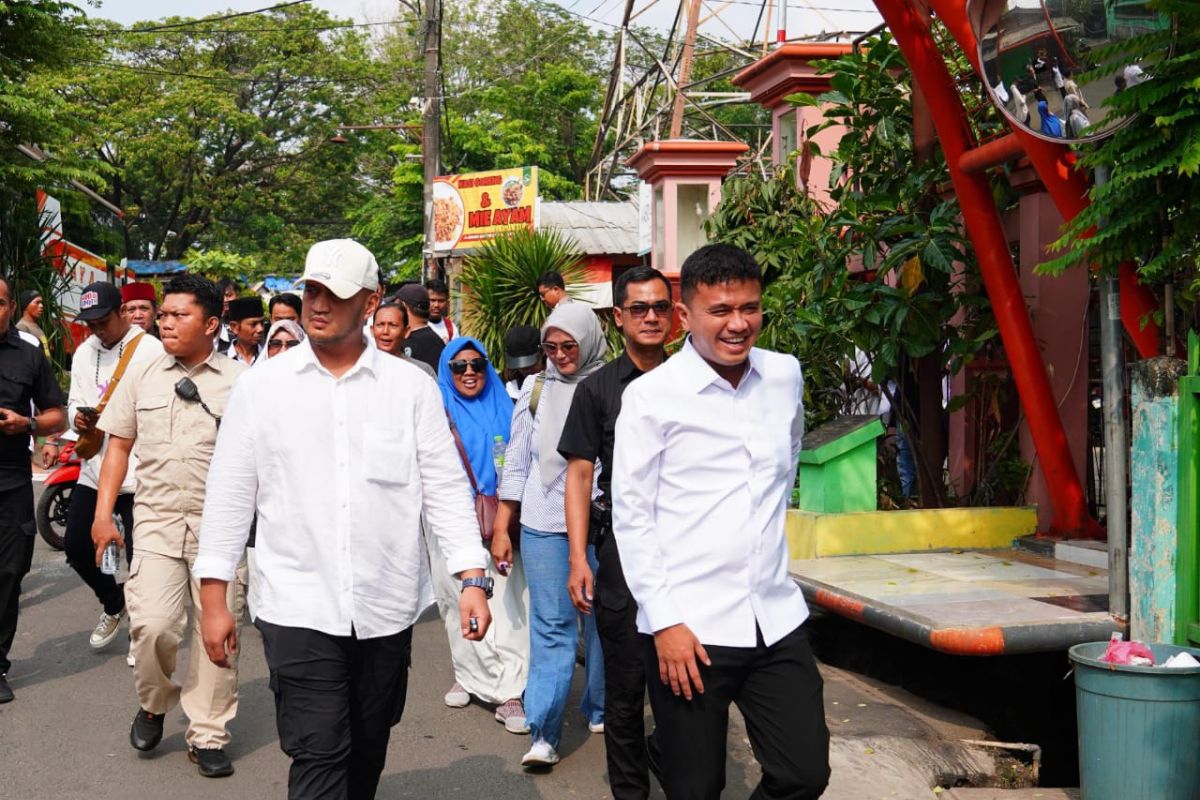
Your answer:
[26,416,36,435]
[461,576,495,599]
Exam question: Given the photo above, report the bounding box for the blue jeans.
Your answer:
[521,526,604,748]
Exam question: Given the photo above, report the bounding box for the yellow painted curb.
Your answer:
[786,507,1037,559]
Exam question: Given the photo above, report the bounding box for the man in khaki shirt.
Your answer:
[93,274,247,779]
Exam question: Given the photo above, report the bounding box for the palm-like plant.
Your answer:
[459,227,589,371]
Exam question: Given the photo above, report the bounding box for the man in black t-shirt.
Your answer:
[0,277,67,703]
[395,283,445,374]
[557,267,672,799]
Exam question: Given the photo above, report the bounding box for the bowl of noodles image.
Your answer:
[501,178,524,208]
[432,181,465,251]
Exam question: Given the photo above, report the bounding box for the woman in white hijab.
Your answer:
[492,301,607,769]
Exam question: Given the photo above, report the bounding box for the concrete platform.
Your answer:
[791,549,1124,655]
[944,790,1079,799]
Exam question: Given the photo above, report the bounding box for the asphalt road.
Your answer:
[0,482,765,800]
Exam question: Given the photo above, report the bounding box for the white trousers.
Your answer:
[425,529,530,705]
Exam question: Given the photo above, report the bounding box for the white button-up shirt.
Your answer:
[193,339,488,639]
[611,339,809,648]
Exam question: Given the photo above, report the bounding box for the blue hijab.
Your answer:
[1038,100,1063,137]
[437,337,514,496]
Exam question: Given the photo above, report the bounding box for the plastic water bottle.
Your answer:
[100,514,125,579]
[493,435,506,482]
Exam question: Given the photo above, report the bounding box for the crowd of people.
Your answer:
[0,239,830,800]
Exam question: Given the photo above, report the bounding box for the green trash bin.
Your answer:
[1069,641,1200,800]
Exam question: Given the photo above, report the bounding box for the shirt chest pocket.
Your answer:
[362,427,413,486]
[134,396,172,444]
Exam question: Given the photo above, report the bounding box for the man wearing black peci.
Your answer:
[558,266,672,799]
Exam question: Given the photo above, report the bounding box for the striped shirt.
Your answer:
[498,374,597,533]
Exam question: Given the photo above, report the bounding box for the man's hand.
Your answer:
[40,442,59,469]
[654,623,711,701]
[0,409,29,436]
[460,587,492,642]
[74,410,97,435]
[567,557,594,614]
[91,514,123,567]
[490,530,513,571]
[199,586,238,669]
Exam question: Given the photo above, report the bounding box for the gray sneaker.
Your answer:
[89,608,126,650]
[495,698,529,734]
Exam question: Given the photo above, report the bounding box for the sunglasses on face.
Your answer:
[448,357,488,375]
[623,301,672,319]
[267,338,300,351]
[541,341,579,356]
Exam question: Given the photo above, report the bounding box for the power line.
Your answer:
[86,0,313,36]
[76,58,414,86]
[89,19,401,37]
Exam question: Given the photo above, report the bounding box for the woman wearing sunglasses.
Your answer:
[493,302,607,768]
[433,337,531,734]
[263,319,305,360]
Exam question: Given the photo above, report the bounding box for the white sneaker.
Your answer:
[521,739,560,767]
[126,638,135,668]
[588,721,605,734]
[89,609,126,650]
[443,682,470,708]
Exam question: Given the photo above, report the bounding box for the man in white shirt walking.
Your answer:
[64,282,162,653]
[194,239,492,800]
[612,244,830,800]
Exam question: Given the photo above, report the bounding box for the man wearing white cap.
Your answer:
[195,239,492,799]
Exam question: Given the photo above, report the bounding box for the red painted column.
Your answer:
[927,0,1162,358]
[874,0,1095,536]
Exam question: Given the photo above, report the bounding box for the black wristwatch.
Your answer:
[461,576,494,599]
[26,416,36,435]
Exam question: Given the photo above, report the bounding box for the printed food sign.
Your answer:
[432,166,538,252]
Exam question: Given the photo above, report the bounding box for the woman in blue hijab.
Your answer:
[430,337,530,734]
[1037,98,1063,138]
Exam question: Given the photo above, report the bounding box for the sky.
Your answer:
[89,0,883,43]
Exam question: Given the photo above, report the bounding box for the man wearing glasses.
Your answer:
[557,267,672,799]
[92,274,248,779]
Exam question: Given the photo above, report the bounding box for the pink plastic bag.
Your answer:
[1101,634,1155,667]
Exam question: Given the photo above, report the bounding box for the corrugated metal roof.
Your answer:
[538,201,638,256]
[126,259,188,276]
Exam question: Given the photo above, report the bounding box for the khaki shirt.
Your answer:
[99,350,246,558]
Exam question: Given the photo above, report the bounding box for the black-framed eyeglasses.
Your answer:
[448,357,487,375]
[541,341,579,356]
[623,301,672,319]
[267,338,300,351]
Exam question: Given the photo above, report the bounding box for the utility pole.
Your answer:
[422,0,442,279]
[668,0,702,139]
[1096,165,1129,623]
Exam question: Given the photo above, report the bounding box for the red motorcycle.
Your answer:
[36,437,80,551]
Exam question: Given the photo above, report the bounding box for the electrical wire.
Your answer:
[85,0,314,36]
[88,19,401,37]
[75,58,415,86]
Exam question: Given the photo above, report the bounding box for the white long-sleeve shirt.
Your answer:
[67,327,163,492]
[193,338,488,639]
[611,339,809,648]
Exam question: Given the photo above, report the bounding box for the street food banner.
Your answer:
[432,166,538,253]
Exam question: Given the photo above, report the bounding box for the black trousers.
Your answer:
[642,624,830,800]
[64,485,134,616]
[0,484,36,675]
[257,619,413,800]
[594,531,652,800]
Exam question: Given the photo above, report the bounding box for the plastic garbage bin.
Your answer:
[1069,641,1200,800]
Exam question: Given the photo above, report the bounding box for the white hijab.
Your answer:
[535,302,607,490]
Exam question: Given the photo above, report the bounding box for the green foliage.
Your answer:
[1042,5,1199,289]
[183,248,265,282]
[709,34,996,433]
[458,227,588,371]
[0,195,72,373]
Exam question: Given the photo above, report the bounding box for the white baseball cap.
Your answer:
[294,239,380,299]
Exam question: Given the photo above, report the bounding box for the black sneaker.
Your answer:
[189,747,235,778]
[129,708,164,751]
[0,674,12,704]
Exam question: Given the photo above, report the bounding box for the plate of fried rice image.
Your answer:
[432,181,465,250]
